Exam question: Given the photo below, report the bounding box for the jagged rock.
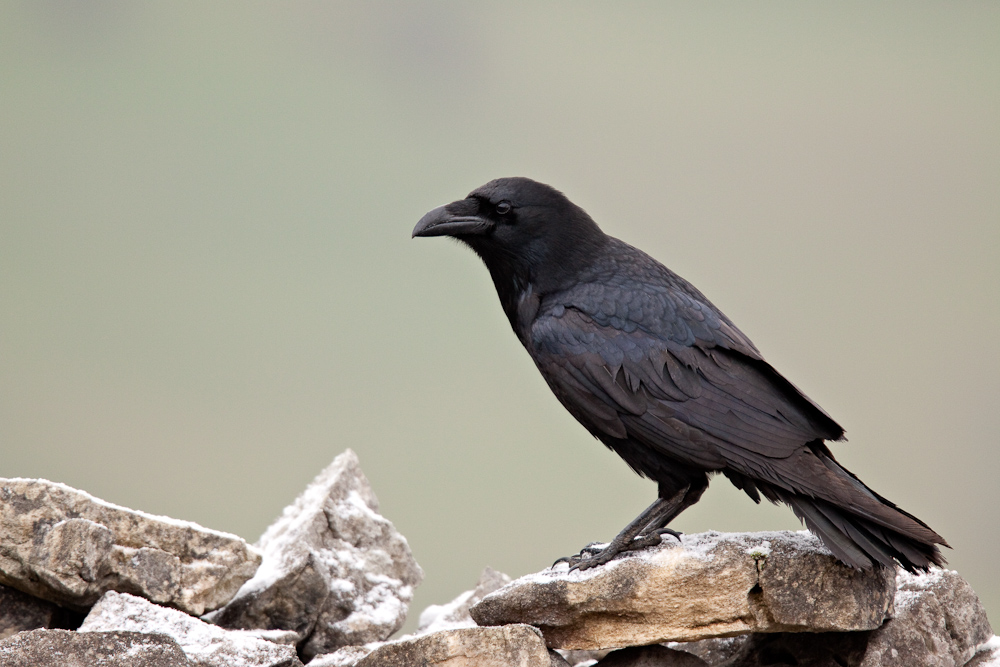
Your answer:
[470,531,895,650]
[0,583,83,639]
[0,478,260,615]
[967,637,1000,666]
[0,628,192,667]
[310,567,514,666]
[79,591,301,667]
[205,449,422,660]
[858,569,992,667]
[416,566,511,635]
[311,624,557,667]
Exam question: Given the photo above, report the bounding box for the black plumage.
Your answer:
[413,177,947,572]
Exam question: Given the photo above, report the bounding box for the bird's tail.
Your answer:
[736,443,948,573]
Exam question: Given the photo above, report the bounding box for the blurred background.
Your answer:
[2,1,997,633]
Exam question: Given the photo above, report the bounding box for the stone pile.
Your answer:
[0,449,422,666]
[0,449,995,666]
[312,534,996,667]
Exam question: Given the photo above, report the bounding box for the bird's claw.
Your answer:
[556,531,682,571]
[552,542,605,568]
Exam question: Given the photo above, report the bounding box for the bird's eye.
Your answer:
[495,201,512,215]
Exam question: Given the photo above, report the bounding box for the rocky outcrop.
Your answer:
[0,451,993,667]
[204,450,423,660]
[0,629,192,667]
[0,478,260,615]
[80,590,302,667]
[471,531,895,650]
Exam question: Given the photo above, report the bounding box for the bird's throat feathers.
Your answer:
[464,208,607,341]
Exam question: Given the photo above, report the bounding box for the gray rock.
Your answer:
[0,583,83,639]
[311,567,515,667]
[313,624,554,667]
[205,449,422,660]
[966,637,1000,667]
[416,566,511,635]
[0,478,260,615]
[859,569,992,667]
[80,591,301,667]
[668,637,749,665]
[558,648,612,666]
[0,628,192,667]
[662,569,992,667]
[470,531,895,650]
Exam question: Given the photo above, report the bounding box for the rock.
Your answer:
[205,449,422,660]
[312,624,555,667]
[79,590,302,667]
[967,637,1000,667]
[668,637,750,665]
[558,648,612,666]
[596,645,710,666]
[0,628,192,667]
[310,567,516,667]
[682,631,872,667]
[0,583,84,639]
[858,569,992,667]
[309,644,379,667]
[416,566,511,635]
[470,531,895,650]
[660,569,992,667]
[0,478,260,615]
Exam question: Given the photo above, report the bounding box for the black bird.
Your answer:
[413,177,947,573]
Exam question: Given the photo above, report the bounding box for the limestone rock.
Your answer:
[80,590,301,667]
[205,449,422,659]
[0,628,192,667]
[967,637,1000,667]
[416,566,511,635]
[859,569,992,667]
[0,583,83,639]
[313,624,555,667]
[661,569,992,667]
[470,531,895,650]
[0,478,260,615]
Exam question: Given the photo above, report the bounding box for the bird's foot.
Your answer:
[552,542,604,568]
[553,530,682,571]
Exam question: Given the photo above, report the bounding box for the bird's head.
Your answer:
[412,177,607,294]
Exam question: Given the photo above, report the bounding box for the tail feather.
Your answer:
[731,446,948,573]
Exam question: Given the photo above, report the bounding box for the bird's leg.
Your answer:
[555,487,691,571]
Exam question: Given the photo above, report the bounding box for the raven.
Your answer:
[413,177,947,572]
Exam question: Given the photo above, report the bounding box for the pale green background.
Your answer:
[2,2,997,634]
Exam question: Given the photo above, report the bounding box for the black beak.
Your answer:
[412,199,493,238]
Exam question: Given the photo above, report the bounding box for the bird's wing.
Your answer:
[529,282,844,473]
